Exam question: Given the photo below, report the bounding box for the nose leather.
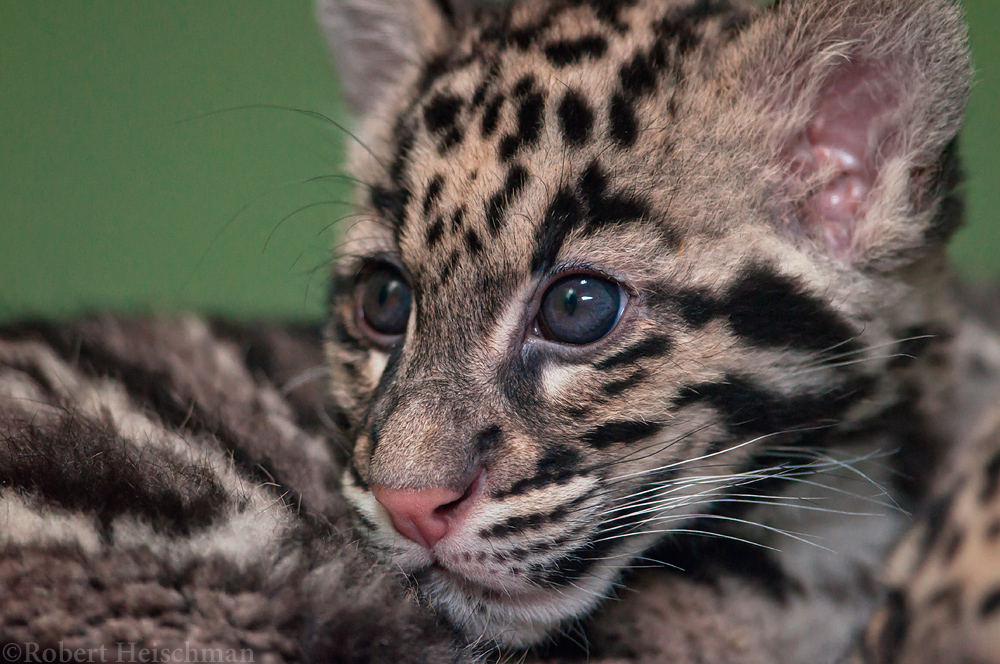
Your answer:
[371,484,467,548]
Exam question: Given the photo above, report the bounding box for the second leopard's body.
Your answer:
[318,0,974,652]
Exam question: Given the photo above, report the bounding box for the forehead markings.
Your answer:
[424,91,466,153]
[485,163,530,237]
[498,76,547,162]
[544,34,608,67]
[557,89,595,146]
[532,159,668,275]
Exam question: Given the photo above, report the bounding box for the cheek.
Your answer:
[541,364,587,397]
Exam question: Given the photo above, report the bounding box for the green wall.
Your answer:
[1,1,997,322]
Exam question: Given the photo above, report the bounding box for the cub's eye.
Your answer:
[538,275,623,345]
[356,264,412,341]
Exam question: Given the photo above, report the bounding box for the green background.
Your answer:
[1,1,997,322]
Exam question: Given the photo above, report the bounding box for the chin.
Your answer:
[417,562,622,649]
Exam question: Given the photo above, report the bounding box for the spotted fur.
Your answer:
[862,346,1000,664]
[319,0,974,650]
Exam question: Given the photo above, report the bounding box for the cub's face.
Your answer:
[320,0,969,647]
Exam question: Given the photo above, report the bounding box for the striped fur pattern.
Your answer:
[319,0,973,650]
[0,318,466,663]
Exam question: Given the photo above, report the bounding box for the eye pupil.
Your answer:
[539,275,622,345]
[563,288,578,316]
[359,265,412,339]
[378,281,398,308]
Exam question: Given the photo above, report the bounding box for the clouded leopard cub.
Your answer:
[318,0,971,650]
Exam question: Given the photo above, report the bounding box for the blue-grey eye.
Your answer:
[538,275,623,345]
[359,265,411,338]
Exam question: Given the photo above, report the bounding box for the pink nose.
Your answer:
[371,473,481,548]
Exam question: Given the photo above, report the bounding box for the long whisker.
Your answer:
[264,200,353,252]
[170,103,390,174]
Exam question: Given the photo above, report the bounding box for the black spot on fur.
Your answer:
[681,0,736,24]
[451,206,465,232]
[327,272,355,310]
[439,248,462,284]
[512,75,536,98]
[416,54,451,94]
[481,93,505,137]
[424,93,463,133]
[509,21,550,50]
[609,92,638,146]
[579,160,649,232]
[423,93,465,152]
[980,589,1000,618]
[499,445,582,497]
[673,373,873,439]
[619,52,657,97]
[481,512,549,538]
[595,335,673,370]
[390,118,417,185]
[723,265,859,353]
[544,35,608,66]
[557,90,594,146]
[470,80,490,108]
[5,322,314,511]
[421,175,445,218]
[426,217,445,248]
[370,185,408,229]
[580,0,639,30]
[654,9,702,57]
[532,187,583,273]
[499,91,546,161]
[675,290,716,328]
[465,229,483,256]
[582,420,663,449]
[602,368,648,396]
[874,590,910,662]
[484,164,529,236]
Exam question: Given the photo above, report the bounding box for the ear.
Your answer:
[735,0,971,267]
[316,0,468,115]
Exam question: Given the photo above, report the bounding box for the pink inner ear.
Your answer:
[786,62,897,260]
